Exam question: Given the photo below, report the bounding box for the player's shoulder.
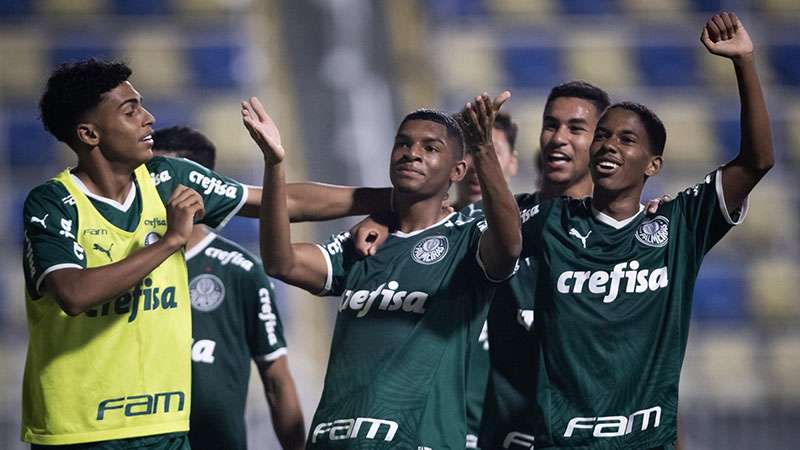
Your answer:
[200,233,262,274]
[24,179,74,217]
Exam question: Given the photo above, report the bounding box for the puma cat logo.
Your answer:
[569,228,592,249]
[30,214,49,229]
[93,243,114,261]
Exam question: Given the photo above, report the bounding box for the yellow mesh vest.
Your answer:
[22,165,191,445]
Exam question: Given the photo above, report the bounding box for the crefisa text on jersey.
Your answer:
[339,281,429,318]
[85,277,177,322]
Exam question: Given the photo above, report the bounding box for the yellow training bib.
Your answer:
[22,165,191,445]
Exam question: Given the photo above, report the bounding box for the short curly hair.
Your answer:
[607,102,667,156]
[400,109,465,159]
[39,58,132,145]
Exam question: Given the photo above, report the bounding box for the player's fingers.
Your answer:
[711,15,728,40]
[720,12,735,38]
[731,12,742,31]
[492,90,511,112]
[466,103,481,137]
[646,200,659,214]
[705,20,721,43]
[661,194,672,202]
[478,94,491,133]
[168,184,190,203]
[250,97,270,124]
[700,27,712,47]
[172,186,200,206]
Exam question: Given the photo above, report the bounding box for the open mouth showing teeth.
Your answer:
[597,161,619,170]
[547,153,571,163]
[141,134,153,143]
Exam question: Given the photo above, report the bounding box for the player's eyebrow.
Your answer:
[118,96,142,109]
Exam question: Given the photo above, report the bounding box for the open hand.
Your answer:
[241,97,285,165]
[462,91,511,151]
[701,12,753,60]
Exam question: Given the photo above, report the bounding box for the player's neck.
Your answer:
[540,176,593,200]
[73,151,136,204]
[591,187,643,221]
[185,225,211,253]
[394,193,452,234]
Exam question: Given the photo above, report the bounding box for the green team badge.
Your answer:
[189,274,226,312]
[635,216,670,248]
[412,235,449,265]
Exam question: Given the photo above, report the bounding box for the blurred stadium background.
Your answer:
[0,0,798,448]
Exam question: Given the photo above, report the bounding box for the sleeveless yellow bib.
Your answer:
[22,165,191,445]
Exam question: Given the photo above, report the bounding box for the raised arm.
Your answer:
[238,183,392,223]
[702,12,774,212]
[463,92,522,280]
[45,185,203,315]
[241,97,329,293]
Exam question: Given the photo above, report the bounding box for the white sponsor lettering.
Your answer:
[326,232,350,255]
[204,247,254,271]
[479,320,489,351]
[258,287,279,346]
[503,431,535,449]
[149,170,172,186]
[556,260,668,303]
[339,281,429,318]
[188,171,238,199]
[564,406,661,438]
[191,339,216,363]
[61,195,76,206]
[59,218,75,239]
[312,417,398,443]
[520,204,540,224]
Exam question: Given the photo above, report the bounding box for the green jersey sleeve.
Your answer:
[671,168,747,255]
[146,156,247,230]
[518,193,549,259]
[23,182,86,298]
[244,264,288,362]
[316,231,356,296]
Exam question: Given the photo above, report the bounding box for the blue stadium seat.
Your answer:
[561,0,619,15]
[187,44,244,89]
[50,39,115,67]
[0,0,32,16]
[770,45,800,87]
[636,45,698,86]
[110,0,172,15]
[502,45,563,89]
[693,258,748,322]
[425,0,487,19]
[687,0,723,12]
[3,107,58,168]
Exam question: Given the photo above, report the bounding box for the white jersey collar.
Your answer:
[185,231,218,261]
[591,203,645,230]
[70,173,137,212]
[391,212,457,238]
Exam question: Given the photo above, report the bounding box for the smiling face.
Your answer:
[81,81,156,167]
[590,107,662,194]
[539,96,599,192]
[389,119,466,199]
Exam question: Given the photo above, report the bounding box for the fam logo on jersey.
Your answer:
[412,236,448,265]
[635,216,669,248]
[189,274,225,312]
[144,232,161,246]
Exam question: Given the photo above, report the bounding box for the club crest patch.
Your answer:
[412,235,449,265]
[189,274,226,312]
[635,216,670,248]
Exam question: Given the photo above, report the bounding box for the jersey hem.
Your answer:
[254,347,288,362]
[314,244,333,295]
[22,420,189,446]
[214,184,248,231]
[475,233,518,283]
[715,168,748,225]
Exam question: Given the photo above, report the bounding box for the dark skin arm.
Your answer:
[702,12,774,212]
[463,92,522,280]
[44,184,204,316]
[256,357,305,450]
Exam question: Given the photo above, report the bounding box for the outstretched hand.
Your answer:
[461,91,511,151]
[241,97,285,165]
[701,12,753,59]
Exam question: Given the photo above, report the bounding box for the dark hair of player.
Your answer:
[152,126,217,170]
[39,58,133,146]
[401,109,465,159]
[607,101,667,156]
[546,80,611,117]
[493,111,518,152]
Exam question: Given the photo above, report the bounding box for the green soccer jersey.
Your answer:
[311,212,502,449]
[496,170,745,449]
[23,155,247,299]
[185,232,287,450]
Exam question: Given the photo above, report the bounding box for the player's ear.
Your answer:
[645,155,663,177]
[77,123,100,147]
[450,158,467,183]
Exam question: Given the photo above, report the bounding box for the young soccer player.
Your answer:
[243,93,521,448]
[152,126,305,450]
[21,58,394,448]
[506,13,772,449]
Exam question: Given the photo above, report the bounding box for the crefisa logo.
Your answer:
[412,236,448,265]
[635,216,669,248]
[144,232,161,247]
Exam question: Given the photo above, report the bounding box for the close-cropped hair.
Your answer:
[401,109,465,159]
[608,101,667,156]
[39,58,133,145]
[546,80,611,116]
[152,126,217,170]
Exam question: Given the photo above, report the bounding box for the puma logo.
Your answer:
[30,214,49,229]
[93,243,114,261]
[569,228,592,249]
